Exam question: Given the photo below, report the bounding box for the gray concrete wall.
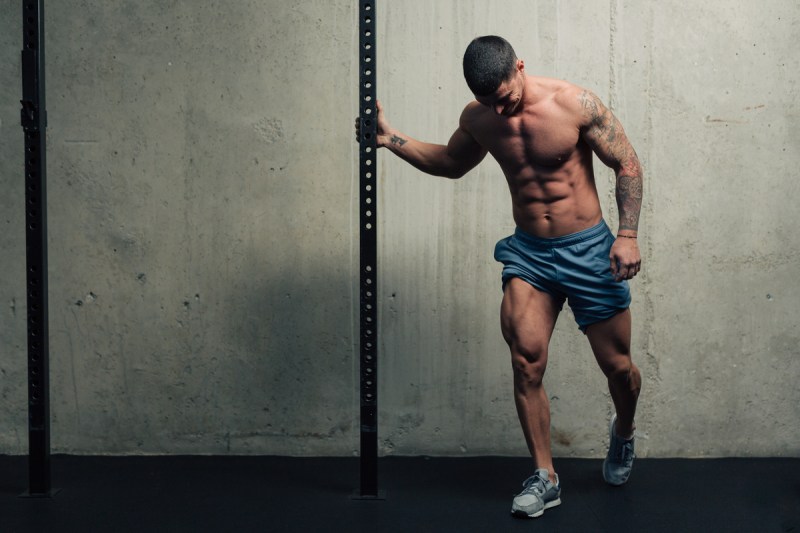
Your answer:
[1,1,798,457]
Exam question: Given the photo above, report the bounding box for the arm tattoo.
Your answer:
[578,90,643,232]
[390,134,407,147]
[579,90,620,150]
[578,90,601,123]
[617,174,643,232]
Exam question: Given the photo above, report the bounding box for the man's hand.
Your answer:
[609,237,641,282]
[354,100,396,148]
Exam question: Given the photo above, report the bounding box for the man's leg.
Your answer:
[585,309,641,439]
[500,278,561,482]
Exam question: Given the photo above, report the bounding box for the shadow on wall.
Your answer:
[48,232,357,455]
[44,128,357,455]
[218,253,356,454]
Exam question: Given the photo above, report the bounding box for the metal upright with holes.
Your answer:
[356,0,382,499]
[20,0,55,497]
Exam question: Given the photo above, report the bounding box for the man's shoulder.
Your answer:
[542,78,589,109]
[459,100,488,128]
[461,100,485,116]
[539,79,600,126]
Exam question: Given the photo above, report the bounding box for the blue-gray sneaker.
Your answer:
[603,414,635,486]
[511,468,561,518]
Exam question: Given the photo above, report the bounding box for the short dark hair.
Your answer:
[462,36,518,96]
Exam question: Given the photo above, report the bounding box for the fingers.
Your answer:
[355,100,382,142]
[611,259,642,281]
[609,238,641,281]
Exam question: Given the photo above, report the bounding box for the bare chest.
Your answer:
[473,108,581,169]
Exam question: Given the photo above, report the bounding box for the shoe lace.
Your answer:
[613,439,635,466]
[520,474,546,496]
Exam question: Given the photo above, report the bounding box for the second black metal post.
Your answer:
[357,0,381,499]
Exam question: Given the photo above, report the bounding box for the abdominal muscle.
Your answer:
[504,159,603,239]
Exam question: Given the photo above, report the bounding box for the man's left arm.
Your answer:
[576,89,643,281]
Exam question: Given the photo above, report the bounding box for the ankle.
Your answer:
[615,420,635,440]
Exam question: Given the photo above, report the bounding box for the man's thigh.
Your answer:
[500,278,563,352]
[585,308,633,372]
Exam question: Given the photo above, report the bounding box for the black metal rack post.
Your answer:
[20,0,55,498]
[354,0,382,500]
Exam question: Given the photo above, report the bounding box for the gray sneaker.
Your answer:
[603,414,635,486]
[511,468,561,518]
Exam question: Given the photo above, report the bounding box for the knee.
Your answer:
[606,361,642,392]
[510,341,548,390]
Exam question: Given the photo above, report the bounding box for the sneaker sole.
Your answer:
[511,498,562,519]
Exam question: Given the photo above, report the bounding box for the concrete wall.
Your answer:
[1,1,798,457]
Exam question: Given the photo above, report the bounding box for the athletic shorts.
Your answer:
[493,220,631,333]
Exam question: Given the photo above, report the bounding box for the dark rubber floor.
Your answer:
[1,455,798,532]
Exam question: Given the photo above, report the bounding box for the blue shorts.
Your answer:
[494,220,631,333]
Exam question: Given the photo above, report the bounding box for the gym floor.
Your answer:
[1,455,798,532]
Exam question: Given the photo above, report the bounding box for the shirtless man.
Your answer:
[356,35,643,519]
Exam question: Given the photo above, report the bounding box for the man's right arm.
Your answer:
[361,101,488,179]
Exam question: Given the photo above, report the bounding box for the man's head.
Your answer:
[463,36,519,96]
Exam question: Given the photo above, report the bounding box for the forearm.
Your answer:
[381,130,461,179]
[615,161,643,236]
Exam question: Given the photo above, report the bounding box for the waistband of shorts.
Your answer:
[513,220,610,248]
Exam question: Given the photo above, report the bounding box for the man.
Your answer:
[355,35,643,519]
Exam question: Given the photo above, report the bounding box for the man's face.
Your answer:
[475,64,525,117]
